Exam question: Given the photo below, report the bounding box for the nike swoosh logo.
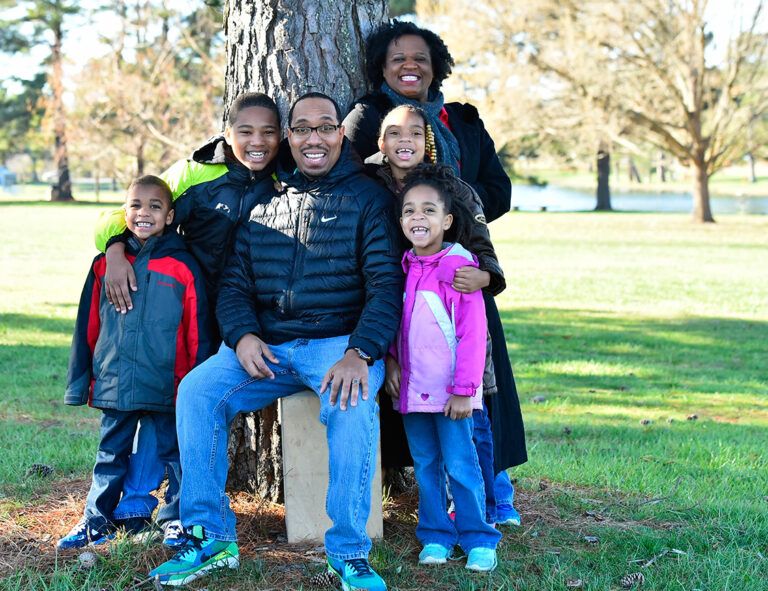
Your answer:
[320,215,337,222]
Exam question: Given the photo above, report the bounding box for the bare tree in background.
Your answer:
[421,0,768,223]
[223,0,388,500]
[0,0,80,200]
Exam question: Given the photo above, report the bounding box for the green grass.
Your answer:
[1,203,767,590]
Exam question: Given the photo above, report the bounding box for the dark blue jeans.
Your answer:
[472,402,515,523]
[83,409,180,527]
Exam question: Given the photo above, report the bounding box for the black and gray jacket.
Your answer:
[216,140,404,360]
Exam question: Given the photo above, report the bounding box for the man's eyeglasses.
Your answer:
[289,124,341,138]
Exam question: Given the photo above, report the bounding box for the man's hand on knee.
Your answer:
[235,334,278,379]
[321,351,368,411]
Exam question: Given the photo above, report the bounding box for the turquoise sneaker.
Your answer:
[466,547,497,572]
[496,503,522,526]
[148,525,239,586]
[327,557,387,591]
[418,543,452,565]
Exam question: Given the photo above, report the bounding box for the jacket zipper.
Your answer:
[285,191,308,314]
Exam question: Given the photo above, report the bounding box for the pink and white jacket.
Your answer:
[392,243,487,414]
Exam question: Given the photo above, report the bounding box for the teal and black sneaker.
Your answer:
[148,525,239,586]
[327,557,387,591]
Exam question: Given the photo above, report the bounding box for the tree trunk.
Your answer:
[136,140,145,176]
[691,158,715,223]
[223,0,387,500]
[628,158,642,183]
[31,156,40,183]
[595,145,612,211]
[94,164,101,202]
[49,21,73,202]
[659,151,668,183]
[747,152,757,183]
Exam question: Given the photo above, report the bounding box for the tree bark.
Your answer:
[692,157,715,223]
[595,146,612,211]
[49,19,73,202]
[223,0,387,500]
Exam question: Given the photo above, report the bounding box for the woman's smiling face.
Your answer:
[382,34,434,102]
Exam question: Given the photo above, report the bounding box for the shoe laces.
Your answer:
[163,521,183,537]
[345,558,373,577]
[171,531,204,560]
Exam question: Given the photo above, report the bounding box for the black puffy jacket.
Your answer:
[217,140,403,360]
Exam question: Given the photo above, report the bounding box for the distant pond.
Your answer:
[512,184,768,215]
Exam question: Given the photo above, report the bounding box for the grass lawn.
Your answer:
[1,202,767,590]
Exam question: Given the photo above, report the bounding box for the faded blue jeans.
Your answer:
[112,417,166,521]
[84,409,180,526]
[176,337,384,561]
[403,412,501,553]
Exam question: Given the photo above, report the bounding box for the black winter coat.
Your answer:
[217,140,403,360]
[343,92,511,223]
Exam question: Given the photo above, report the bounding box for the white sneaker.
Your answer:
[162,519,185,547]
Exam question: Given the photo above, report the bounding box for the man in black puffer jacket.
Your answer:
[151,93,401,591]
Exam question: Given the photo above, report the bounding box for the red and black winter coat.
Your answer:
[216,139,404,360]
[343,92,512,223]
[66,232,212,413]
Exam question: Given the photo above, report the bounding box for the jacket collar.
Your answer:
[402,242,477,283]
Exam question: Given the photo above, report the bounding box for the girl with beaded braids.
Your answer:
[358,92,526,526]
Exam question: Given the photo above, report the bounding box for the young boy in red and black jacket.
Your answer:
[58,175,212,549]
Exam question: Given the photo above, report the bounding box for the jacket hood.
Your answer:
[276,137,365,190]
[191,135,228,164]
[403,242,478,282]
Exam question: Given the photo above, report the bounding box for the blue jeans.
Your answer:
[84,409,180,526]
[472,404,516,522]
[402,413,501,553]
[176,337,384,561]
[112,417,167,521]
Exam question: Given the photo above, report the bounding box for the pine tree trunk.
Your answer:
[223,0,387,500]
[692,157,715,223]
[49,21,73,202]
[595,146,612,211]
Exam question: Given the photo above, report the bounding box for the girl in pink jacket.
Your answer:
[386,164,502,571]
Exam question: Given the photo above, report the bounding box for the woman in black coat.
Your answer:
[344,20,527,525]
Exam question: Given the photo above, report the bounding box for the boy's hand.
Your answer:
[452,266,490,294]
[236,334,279,379]
[444,394,473,420]
[105,242,136,313]
[385,356,401,400]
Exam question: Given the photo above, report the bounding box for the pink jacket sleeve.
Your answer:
[446,289,487,396]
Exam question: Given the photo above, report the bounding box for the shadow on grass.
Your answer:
[0,312,76,335]
[499,308,768,400]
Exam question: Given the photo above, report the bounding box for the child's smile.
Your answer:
[400,185,453,256]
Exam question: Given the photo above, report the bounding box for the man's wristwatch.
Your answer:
[349,347,374,366]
